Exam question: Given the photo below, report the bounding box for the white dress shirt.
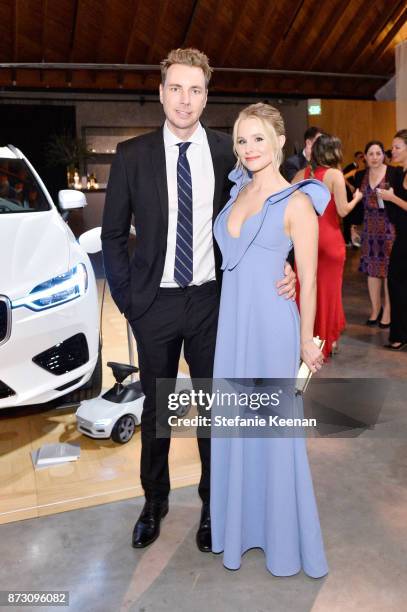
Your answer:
[161,121,216,287]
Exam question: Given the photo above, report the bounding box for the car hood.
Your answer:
[0,211,70,300]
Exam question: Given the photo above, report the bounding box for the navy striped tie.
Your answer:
[174,142,193,287]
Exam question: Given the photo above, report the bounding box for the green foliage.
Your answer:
[45,131,92,168]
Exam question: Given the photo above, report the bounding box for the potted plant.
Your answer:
[45,131,92,187]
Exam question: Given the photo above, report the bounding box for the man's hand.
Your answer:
[276,262,297,301]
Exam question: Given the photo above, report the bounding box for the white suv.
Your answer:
[0,145,100,408]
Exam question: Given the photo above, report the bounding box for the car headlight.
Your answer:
[13,264,88,311]
[93,419,113,426]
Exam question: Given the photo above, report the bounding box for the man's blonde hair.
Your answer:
[160,48,213,88]
[233,103,286,171]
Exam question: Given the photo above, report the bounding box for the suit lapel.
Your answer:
[206,128,226,219]
[150,128,169,228]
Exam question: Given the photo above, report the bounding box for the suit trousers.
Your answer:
[129,281,219,503]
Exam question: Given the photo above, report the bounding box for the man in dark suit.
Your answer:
[101,48,296,553]
[282,126,322,182]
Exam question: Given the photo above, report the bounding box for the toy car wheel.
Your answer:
[175,389,192,417]
[111,414,136,444]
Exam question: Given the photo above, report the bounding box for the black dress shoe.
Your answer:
[132,499,168,548]
[196,502,211,552]
[366,307,383,326]
[385,342,407,351]
[378,321,391,329]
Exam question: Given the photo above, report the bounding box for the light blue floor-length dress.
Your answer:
[210,167,330,578]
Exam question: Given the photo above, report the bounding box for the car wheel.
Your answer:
[61,344,102,404]
[175,389,193,417]
[111,414,136,444]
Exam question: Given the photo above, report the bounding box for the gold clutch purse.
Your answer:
[295,336,325,395]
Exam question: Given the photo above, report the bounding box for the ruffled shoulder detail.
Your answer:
[217,178,330,271]
[227,166,253,200]
[294,178,331,216]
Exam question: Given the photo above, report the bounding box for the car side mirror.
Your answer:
[58,189,87,210]
[79,227,102,253]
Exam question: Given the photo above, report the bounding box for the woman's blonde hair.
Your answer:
[232,103,285,171]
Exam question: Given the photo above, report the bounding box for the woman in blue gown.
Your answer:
[210,103,330,578]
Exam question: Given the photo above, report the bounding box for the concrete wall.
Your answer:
[74,97,307,153]
[0,91,308,160]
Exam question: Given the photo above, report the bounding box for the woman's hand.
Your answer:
[354,188,363,203]
[376,186,394,202]
[301,339,324,373]
[345,179,355,194]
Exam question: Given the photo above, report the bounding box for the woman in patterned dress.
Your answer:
[355,141,396,328]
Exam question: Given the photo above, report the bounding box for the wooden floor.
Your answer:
[2,249,395,526]
[0,281,199,525]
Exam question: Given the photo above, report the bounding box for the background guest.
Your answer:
[384,149,392,165]
[343,150,366,176]
[282,126,322,182]
[293,134,363,356]
[354,141,397,328]
[377,129,407,350]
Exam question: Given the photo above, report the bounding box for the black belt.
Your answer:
[158,280,217,295]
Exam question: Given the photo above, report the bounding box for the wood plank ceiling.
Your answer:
[0,0,405,98]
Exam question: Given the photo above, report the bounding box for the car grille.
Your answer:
[0,296,11,346]
[0,380,16,399]
[33,333,89,375]
[77,417,93,428]
[77,417,94,434]
[78,425,93,434]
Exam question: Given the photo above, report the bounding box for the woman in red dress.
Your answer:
[293,134,363,357]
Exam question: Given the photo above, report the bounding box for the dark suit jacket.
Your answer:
[281,152,307,182]
[101,126,235,320]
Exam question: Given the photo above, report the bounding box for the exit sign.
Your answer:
[308,99,322,115]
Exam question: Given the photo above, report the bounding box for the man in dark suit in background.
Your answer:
[101,48,296,553]
[282,126,322,182]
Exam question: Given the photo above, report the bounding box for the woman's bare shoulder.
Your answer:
[287,189,315,213]
[325,167,343,180]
